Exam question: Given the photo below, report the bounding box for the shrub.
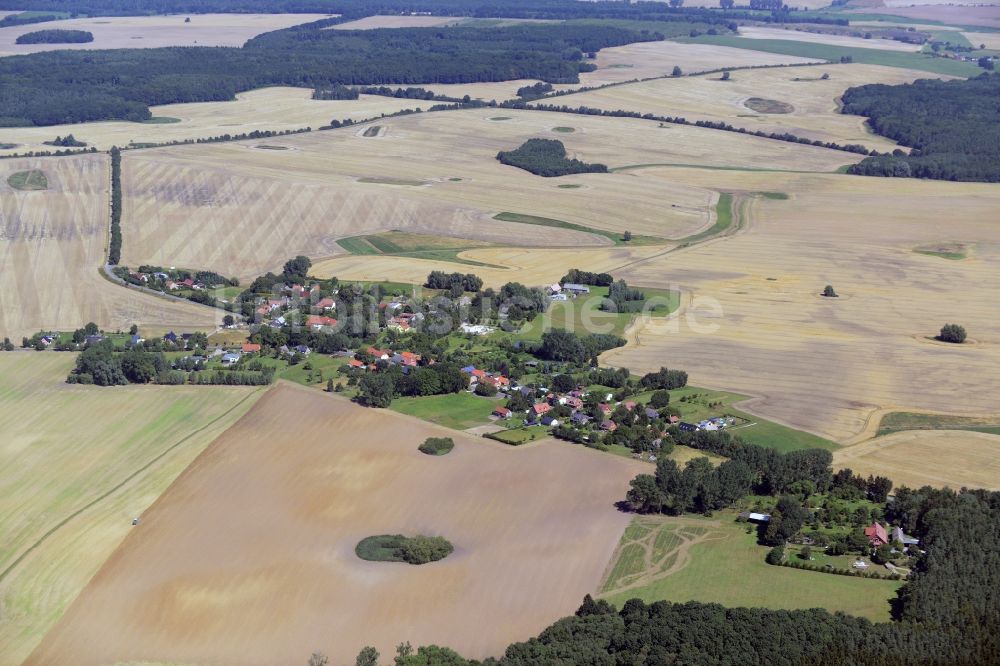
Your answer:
[418,437,455,456]
[766,545,785,565]
[822,285,838,297]
[938,323,967,343]
[474,381,498,397]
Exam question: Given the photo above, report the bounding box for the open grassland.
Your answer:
[0,154,217,340]
[677,34,981,76]
[738,26,923,52]
[557,63,937,151]
[551,40,822,91]
[602,169,1000,444]
[0,14,332,57]
[600,515,901,621]
[833,431,1000,491]
[0,354,262,666]
[28,383,646,666]
[119,108,855,280]
[0,87,422,155]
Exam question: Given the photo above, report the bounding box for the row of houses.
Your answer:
[348,346,422,371]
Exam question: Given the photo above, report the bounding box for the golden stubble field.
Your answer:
[0,354,263,666]
[119,108,854,280]
[0,154,217,340]
[28,382,647,666]
[833,430,1000,491]
[555,63,937,151]
[603,168,1000,444]
[737,26,924,52]
[0,88,432,155]
[552,39,821,91]
[0,13,331,56]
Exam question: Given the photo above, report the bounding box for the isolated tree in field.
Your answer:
[672,66,683,77]
[623,230,633,242]
[129,323,138,335]
[821,72,830,80]
[938,323,967,343]
[356,646,379,666]
[822,285,838,297]
[766,544,784,565]
[282,255,312,279]
[308,653,328,666]
[721,70,730,81]
[326,378,334,392]
[223,314,234,326]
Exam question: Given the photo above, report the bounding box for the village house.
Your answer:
[892,526,920,546]
[367,347,391,360]
[314,297,336,312]
[532,403,551,417]
[241,343,262,354]
[601,420,618,432]
[561,283,591,296]
[306,315,338,331]
[864,522,890,547]
[221,352,241,365]
[493,406,512,419]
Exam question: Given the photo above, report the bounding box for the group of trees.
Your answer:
[425,271,483,294]
[15,29,93,44]
[560,268,613,286]
[638,366,688,390]
[602,279,647,313]
[536,328,625,364]
[0,21,659,126]
[356,361,468,407]
[496,138,608,177]
[311,84,359,100]
[843,73,1000,182]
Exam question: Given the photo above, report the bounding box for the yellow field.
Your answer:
[119,108,854,280]
[0,154,217,340]
[312,245,667,288]
[553,40,821,91]
[602,169,1000,443]
[329,15,463,29]
[0,354,263,666]
[29,383,646,665]
[557,64,935,150]
[860,6,1000,29]
[737,26,924,52]
[0,14,331,57]
[833,430,1000,491]
[963,31,1000,49]
[0,88,425,155]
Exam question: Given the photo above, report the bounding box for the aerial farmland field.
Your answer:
[555,63,938,151]
[27,383,646,665]
[0,14,331,57]
[118,108,855,280]
[603,169,1000,443]
[0,354,262,665]
[0,154,217,340]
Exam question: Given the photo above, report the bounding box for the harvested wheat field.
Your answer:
[737,26,924,52]
[0,154,217,340]
[963,31,1000,49]
[552,40,821,91]
[833,431,1000,491]
[602,169,1000,443]
[860,5,1000,29]
[312,245,667,288]
[120,108,853,279]
[28,382,646,666]
[557,63,937,150]
[0,354,262,666]
[0,88,429,155]
[0,14,330,57]
[329,15,464,29]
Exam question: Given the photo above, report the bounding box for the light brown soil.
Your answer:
[28,383,646,665]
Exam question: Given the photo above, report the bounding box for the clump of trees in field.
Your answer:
[355,534,453,564]
[418,437,455,456]
[937,323,967,344]
[15,29,93,44]
[496,138,608,177]
[843,74,1000,182]
[311,84,359,100]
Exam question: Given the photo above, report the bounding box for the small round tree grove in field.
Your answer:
[418,436,455,456]
[937,323,967,344]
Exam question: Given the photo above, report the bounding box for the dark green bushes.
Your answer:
[496,138,607,177]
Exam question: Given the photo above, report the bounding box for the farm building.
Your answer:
[864,522,889,547]
[562,283,591,296]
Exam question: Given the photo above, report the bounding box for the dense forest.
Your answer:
[0,1,847,27]
[497,138,608,177]
[15,29,94,44]
[0,22,658,126]
[843,73,1000,182]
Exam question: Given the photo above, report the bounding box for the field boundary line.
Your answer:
[0,387,264,584]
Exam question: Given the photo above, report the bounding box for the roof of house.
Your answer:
[532,403,551,414]
[493,406,511,416]
[241,343,261,353]
[562,282,590,291]
[865,523,889,544]
[601,420,617,431]
[349,359,365,368]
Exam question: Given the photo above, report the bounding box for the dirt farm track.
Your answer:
[27,383,646,666]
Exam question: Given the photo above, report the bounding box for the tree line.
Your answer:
[15,29,93,44]
[108,147,122,265]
